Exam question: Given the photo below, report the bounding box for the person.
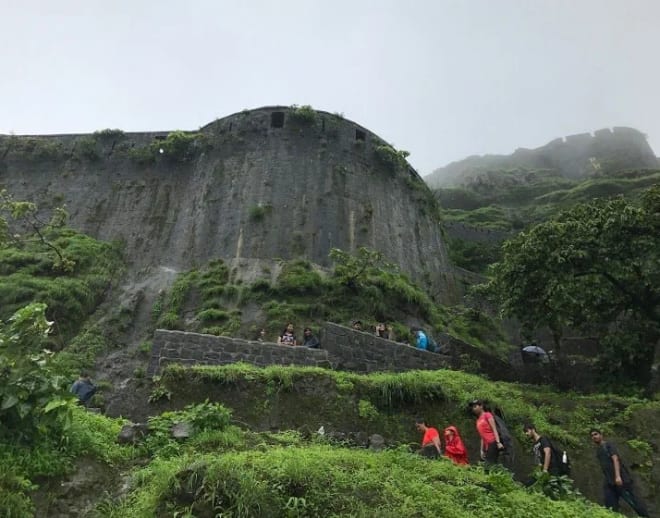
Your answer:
[277,323,297,346]
[415,418,442,458]
[523,423,566,476]
[375,322,390,340]
[352,320,363,331]
[590,429,649,516]
[444,426,469,465]
[413,328,428,350]
[70,372,97,406]
[302,327,320,348]
[257,328,267,342]
[469,399,505,469]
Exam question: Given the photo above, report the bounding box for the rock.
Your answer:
[368,434,385,451]
[117,423,149,444]
[171,421,192,440]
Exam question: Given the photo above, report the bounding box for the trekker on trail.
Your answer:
[523,423,568,477]
[277,323,297,346]
[413,328,428,350]
[415,418,442,459]
[469,399,505,469]
[443,425,469,465]
[590,429,649,516]
[70,372,97,406]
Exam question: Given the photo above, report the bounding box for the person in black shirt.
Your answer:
[523,423,560,475]
[302,327,320,348]
[590,428,649,517]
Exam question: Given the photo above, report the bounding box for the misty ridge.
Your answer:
[426,126,659,188]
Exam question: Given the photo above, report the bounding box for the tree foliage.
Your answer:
[0,189,73,272]
[329,247,394,290]
[0,303,72,442]
[486,185,659,389]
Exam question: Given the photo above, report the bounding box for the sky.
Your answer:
[1,0,659,174]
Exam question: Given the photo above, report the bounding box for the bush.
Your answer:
[289,104,317,124]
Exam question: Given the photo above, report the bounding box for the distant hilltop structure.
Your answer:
[426,127,659,188]
[0,106,459,303]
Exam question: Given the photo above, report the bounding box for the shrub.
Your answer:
[289,104,317,124]
[248,204,272,222]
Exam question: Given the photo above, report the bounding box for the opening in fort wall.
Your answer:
[271,112,285,128]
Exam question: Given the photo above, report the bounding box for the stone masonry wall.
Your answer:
[318,323,451,373]
[149,323,455,376]
[148,329,332,376]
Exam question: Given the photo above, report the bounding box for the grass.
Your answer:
[0,229,124,345]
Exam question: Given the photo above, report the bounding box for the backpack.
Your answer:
[550,443,571,476]
[493,414,513,448]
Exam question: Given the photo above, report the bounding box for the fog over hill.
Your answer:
[426,127,659,188]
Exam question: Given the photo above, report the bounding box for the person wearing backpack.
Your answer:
[523,423,570,477]
[590,429,649,517]
[469,399,506,469]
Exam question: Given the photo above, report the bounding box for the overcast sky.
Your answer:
[1,0,659,174]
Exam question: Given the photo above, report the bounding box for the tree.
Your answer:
[486,185,659,390]
[0,303,72,442]
[329,247,394,290]
[0,189,74,272]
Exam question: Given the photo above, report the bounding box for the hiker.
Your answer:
[523,423,569,477]
[590,429,649,516]
[415,418,442,458]
[443,425,469,465]
[469,399,506,469]
[302,327,320,348]
[257,328,267,342]
[352,320,363,331]
[277,323,297,346]
[375,322,390,340]
[70,372,97,406]
[413,328,428,350]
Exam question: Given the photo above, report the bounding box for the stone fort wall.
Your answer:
[147,322,520,383]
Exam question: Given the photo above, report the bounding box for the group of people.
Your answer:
[351,320,443,353]
[415,401,650,517]
[415,418,469,465]
[257,323,320,348]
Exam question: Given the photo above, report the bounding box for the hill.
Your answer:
[426,127,658,188]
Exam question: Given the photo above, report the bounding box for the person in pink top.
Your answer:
[469,399,505,469]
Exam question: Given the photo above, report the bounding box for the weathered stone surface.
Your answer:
[0,106,459,304]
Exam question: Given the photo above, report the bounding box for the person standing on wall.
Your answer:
[590,429,649,517]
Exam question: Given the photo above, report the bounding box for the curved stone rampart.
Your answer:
[0,106,458,301]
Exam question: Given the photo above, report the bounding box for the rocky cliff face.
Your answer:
[0,106,458,301]
[427,126,659,187]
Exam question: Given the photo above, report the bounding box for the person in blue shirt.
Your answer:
[414,328,428,350]
[70,372,97,406]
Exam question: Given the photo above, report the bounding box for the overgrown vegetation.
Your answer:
[437,168,660,273]
[0,192,123,343]
[484,185,660,392]
[129,130,210,165]
[288,104,317,124]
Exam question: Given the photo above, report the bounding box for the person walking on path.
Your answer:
[469,399,505,469]
[590,428,649,517]
[443,425,469,465]
[523,423,563,476]
[415,418,442,459]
